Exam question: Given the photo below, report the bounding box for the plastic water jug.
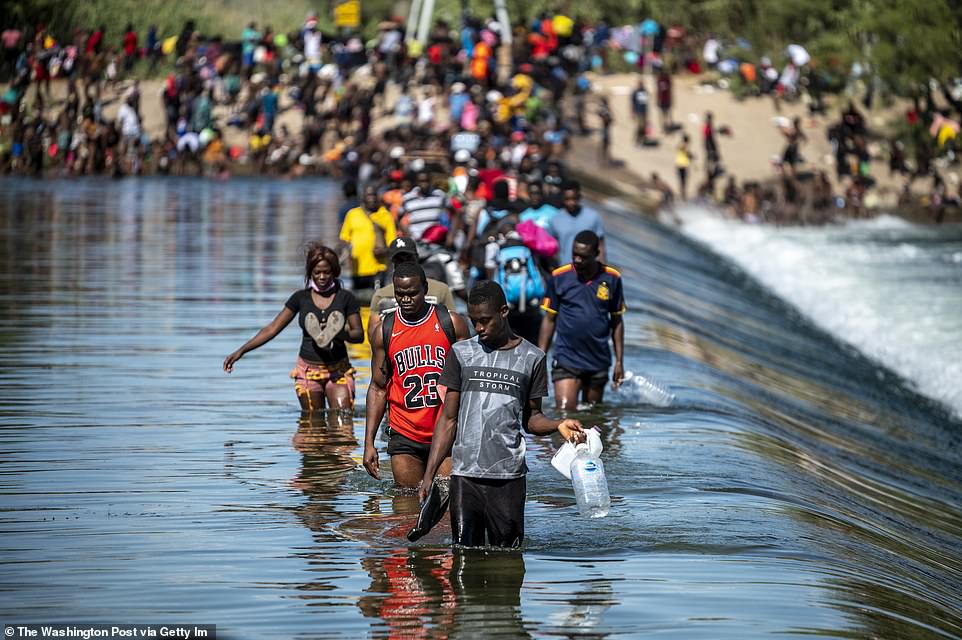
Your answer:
[551,427,603,480]
[570,443,610,518]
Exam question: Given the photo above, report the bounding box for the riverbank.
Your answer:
[567,73,962,226]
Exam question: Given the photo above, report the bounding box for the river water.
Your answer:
[675,205,962,418]
[1,178,961,639]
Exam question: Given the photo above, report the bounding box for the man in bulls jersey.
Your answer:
[364,262,470,487]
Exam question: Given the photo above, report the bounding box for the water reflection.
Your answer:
[290,410,358,543]
[448,550,529,637]
[545,578,616,639]
[359,548,529,639]
[292,411,358,489]
[828,572,962,640]
[358,548,458,638]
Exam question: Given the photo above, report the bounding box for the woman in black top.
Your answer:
[224,243,364,411]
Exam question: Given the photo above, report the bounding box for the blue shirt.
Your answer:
[541,263,626,372]
[262,91,278,116]
[475,206,513,237]
[519,203,559,229]
[550,205,605,264]
[449,93,471,122]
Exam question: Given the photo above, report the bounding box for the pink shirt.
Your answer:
[1,29,21,49]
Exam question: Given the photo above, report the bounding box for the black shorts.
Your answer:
[551,360,609,389]
[449,475,526,548]
[386,426,431,462]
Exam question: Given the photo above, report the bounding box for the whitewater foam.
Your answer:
[677,205,962,416]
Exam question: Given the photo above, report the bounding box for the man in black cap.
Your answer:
[368,237,458,340]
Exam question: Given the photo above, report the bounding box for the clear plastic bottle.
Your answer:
[633,373,674,407]
[569,444,610,518]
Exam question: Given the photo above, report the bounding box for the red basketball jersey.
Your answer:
[386,306,452,443]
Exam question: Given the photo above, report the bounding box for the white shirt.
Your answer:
[304,31,322,61]
[417,96,435,126]
[379,30,401,53]
[117,103,140,138]
[703,39,720,65]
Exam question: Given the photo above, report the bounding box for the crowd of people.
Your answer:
[8,9,956,551]
[0,11,644,178]
[703,36,962,223]
[3,13,961,225]
[224,197,625,549]
[197,8,636,550]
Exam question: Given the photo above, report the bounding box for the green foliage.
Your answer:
[0,0,81,39]
[10,0,324,44]
[857,0,962,95]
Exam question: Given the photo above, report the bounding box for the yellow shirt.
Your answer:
[938,123,957,148]
[339,206,397,277]
[552,14,574,37]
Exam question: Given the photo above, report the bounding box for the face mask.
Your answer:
[310,278,337,293]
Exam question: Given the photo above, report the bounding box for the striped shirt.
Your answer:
[401,187,448,240]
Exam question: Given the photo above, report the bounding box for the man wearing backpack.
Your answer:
[491,229,547,344]
[539,230,625,409]
[364,262,470,487]
[462,179,520,281]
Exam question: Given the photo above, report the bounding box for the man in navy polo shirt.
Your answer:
[538,230,625,409]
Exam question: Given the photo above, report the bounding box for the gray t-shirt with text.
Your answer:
[438,337,549,479]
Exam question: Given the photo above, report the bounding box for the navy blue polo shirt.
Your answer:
[541,263,626,372]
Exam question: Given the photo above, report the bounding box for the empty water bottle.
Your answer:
[623,371,674,407]
[570,444,610,518]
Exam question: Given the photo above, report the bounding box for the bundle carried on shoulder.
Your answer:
[516,219,558,258]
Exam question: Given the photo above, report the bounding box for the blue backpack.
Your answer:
[495,242,546,313]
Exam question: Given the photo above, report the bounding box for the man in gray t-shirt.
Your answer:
[420,281,585,548]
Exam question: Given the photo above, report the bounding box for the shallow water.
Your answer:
[1,178,961,639]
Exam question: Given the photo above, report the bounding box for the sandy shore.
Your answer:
[568,73,902,204]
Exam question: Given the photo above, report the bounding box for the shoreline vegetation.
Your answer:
[2,1,961,226]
